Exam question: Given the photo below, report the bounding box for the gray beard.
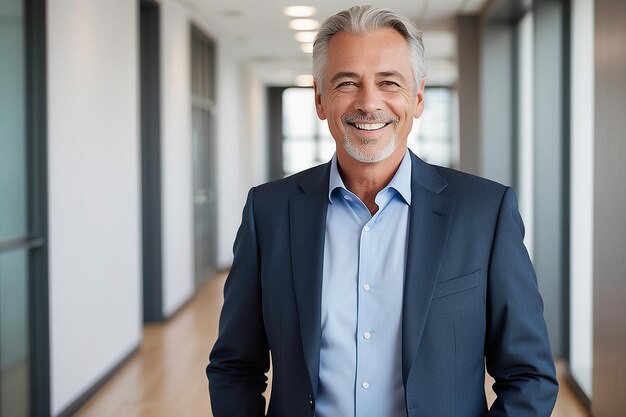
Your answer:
[342,129,397,163]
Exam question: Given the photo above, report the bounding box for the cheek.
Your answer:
[325,93,353,112]
[397,98,419,121]
[386,94,413,113]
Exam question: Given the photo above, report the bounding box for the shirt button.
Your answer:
[363,283,371,291]
[363,225,371,232]
[362,382,370,389]
[363,331,372,340]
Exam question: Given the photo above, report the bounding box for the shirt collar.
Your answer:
[328,155,346,202]
[327,149,412,205]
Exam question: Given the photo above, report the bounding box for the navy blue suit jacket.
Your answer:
[207,151,558,417]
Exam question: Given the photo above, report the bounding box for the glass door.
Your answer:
[1,0,48,414]
[191,26,217,285]
[0,0,30,414]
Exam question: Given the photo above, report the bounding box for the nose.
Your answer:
[355,82,382,114]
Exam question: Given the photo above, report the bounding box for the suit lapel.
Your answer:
[402,153,455,385]
[290,164,330,397]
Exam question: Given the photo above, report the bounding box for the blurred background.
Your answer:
[1,0,624,416]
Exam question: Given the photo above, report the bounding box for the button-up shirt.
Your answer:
[316,150,411,417]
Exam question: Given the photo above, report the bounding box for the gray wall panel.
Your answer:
[457,16,481,176]
[533,0,565,357]
[593,0,626,415]
[481,24,514,185]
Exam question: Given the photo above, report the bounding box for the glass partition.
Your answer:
[0,0,31,414]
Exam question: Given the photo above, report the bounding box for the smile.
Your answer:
[349,122,390,131]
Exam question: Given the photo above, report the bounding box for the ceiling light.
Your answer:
[300,42,313,54]
[219,9,243,18]
[294,31,317,43]
[289,19,320,31]
[295,74,314,87]
[283,6,317,18]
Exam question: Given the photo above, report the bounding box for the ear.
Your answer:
[413,79,426,118]
[314,80,327,120]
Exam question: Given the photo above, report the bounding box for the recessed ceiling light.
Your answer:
[220,9,243,18]
[289,18,320,31]
[294,31,317,43]
[283,6,317,18]
[300,42,314,54]
[295,74,314,87]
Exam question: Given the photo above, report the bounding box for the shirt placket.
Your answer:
[355,215,377,417]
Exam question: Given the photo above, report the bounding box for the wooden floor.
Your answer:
[75,272,589,417]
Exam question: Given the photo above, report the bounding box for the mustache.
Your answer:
[341,112,399,125]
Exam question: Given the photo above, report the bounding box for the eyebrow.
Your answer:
[377,71,409,84]
[329,72,359,84]
[329,70,409,84]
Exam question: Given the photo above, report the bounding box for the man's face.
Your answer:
[314,28,425,165]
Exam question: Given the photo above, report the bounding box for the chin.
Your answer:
[343,134,397,163]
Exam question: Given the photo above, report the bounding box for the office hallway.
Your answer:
[73,272,589,417]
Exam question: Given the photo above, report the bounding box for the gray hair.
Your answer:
[312,5,426,91]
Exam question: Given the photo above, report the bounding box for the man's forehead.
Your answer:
[326,29,411,60]
[324,29,413,74]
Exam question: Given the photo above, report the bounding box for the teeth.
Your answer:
[354,122,386,131]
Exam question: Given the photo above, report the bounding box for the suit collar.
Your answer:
[408,149,448,194]
[298,162,330,193]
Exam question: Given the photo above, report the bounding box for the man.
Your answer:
[207,6,558,417]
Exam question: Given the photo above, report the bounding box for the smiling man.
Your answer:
[207,6,558,417]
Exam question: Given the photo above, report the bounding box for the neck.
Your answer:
[336,148,406,214]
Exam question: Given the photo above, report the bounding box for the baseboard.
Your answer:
[162,291,195,321]
[163,269,229,321]
[55,345,139,417]
[563,362,592,412]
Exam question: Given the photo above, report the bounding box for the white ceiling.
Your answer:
[181,0,488,86]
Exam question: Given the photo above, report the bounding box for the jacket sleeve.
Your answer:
[206,187,269,417]
[484,187,559,416]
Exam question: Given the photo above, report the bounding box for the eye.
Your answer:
[380,80,400,87]
[336,81,357,89]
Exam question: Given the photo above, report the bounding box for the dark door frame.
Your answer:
[140,0,164,323]
[26,0,50,414]
[267,86,287,181]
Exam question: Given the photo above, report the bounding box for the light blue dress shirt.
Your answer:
[316,150,411,417]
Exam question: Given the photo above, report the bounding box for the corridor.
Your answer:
[2,0,625,415]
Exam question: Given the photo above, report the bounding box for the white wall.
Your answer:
[517,12,535,258]
[214,40,246,268]
[47,0,141,414]
[160,0,195,316]
[569,0,594,397]
[245,68,269,188]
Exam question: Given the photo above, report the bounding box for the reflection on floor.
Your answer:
[75,272,589,417]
